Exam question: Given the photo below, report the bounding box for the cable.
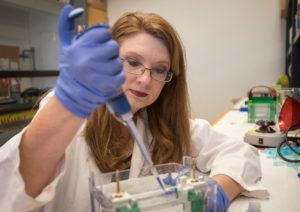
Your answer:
[277,125,300,163]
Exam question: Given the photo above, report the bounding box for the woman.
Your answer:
[0,4,267,211]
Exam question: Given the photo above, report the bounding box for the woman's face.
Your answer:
[120,32,170,114]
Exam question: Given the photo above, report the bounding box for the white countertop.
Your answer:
[213,109,300,212]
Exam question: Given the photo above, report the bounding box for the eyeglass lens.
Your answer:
[123,58,172,82]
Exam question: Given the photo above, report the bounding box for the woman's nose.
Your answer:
[137,69,152,83]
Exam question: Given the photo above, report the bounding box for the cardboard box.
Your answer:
[0,45,19,71]
[88,0,107,11]
[88,7,108,27]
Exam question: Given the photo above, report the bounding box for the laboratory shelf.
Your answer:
[0,70,59,78]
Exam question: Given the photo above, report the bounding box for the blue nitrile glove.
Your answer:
[54,4,125,118]
[207,183,230,212]
[216,184,230,212]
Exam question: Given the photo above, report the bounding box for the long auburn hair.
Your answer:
[85,12,191,173]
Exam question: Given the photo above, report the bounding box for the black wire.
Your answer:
[286,138,300,155]
[276,125,300,163]
[277,140,300,163]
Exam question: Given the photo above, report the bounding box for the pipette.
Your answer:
[107,92,166,190]
[106,92,154,170]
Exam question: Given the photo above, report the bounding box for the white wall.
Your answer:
[108,0,286,123]
[28,9,59,71]
[27,8,59,89]
[0,1,61,90]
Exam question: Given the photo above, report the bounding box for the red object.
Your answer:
[278,96,300,132]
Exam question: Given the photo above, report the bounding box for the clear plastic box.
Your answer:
[89,157,218,212]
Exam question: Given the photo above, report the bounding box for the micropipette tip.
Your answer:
[150,167,165,190]
[151,166,175,195]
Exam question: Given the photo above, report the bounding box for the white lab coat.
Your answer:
[0,93,269,212]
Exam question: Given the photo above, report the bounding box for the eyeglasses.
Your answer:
[121,57,173,82]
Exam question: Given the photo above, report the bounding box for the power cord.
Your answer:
[277,125,300,163]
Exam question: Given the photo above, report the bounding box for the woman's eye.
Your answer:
[127,59,140,67]
[154,68,167,75]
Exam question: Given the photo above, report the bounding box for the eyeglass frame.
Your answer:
[120,57,173,82]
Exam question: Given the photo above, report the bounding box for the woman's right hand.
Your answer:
[55,4,125,118]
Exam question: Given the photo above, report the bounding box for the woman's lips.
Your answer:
[129,89,148,97]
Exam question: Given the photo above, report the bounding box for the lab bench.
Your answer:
[213,107,300,212]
